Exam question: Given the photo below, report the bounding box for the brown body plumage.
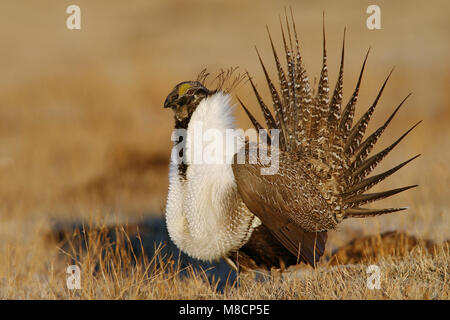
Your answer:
[226,11,420,269]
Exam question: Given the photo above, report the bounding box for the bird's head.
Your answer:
[164,81,211,126]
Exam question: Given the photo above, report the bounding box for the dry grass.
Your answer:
[1,224,448,299]
[0,0,449,299]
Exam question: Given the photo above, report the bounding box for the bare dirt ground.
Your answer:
[0,0,448,299]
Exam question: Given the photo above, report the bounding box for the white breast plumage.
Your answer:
[165,92,260,261]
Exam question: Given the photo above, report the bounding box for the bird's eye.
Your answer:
[185,88,196,95]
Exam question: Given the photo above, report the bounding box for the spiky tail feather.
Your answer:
[238,9,419,220]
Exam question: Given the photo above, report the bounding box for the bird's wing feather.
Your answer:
[232,143,330,265]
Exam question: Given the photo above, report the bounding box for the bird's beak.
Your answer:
[164,92,177,109]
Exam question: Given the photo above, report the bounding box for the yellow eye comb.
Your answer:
[178,83,192,96]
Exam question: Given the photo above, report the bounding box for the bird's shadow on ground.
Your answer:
[48,216,237,292]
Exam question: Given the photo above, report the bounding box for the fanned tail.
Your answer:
[239,10,419,220]
[310,14,330,143]
[327,28,345,146]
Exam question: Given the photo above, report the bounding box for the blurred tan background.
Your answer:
[0,0,448,247]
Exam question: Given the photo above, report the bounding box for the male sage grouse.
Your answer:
[163,13,420,271]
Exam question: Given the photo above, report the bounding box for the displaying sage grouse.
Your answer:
[163,13,420,271]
